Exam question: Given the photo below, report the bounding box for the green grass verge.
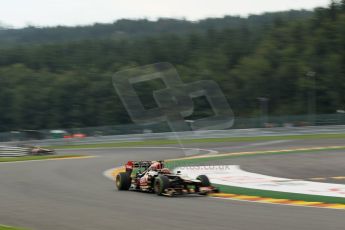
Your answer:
[166,147,345,204]
[0,155,85,163]
[0,225,26,230]
[216,184,345,204]
[50,133,345,149]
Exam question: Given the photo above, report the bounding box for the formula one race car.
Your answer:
[115,160,219,196]
[29,146,55,155]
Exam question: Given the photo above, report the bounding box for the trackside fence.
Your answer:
[0,146,28,157]
[0,113,344,145]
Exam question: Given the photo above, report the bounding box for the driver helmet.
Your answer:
[149,161,162,171]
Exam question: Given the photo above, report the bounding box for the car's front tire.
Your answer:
[154,175,170,195]
[116,172,131,190]
[197,175,211,187]
[195,175,211,195]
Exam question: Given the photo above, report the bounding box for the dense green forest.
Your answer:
[0,10,312,46]
[0,1,344,131]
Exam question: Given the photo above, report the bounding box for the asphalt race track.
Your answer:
[1,139,345,230]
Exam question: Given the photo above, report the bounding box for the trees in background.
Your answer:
[0,2,343,131]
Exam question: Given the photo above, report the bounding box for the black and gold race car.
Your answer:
[116,160,219,196]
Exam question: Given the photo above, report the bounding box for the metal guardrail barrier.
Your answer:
[0,113,344,146]
[0,146,29,157]
[0,125,344,147]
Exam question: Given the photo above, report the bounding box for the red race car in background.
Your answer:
[115,160,219,196]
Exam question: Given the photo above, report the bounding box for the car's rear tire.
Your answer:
[154,175,170,195]
[197,175,211,187]
[116,172,131,190]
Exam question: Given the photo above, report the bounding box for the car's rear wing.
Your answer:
[125,160,164,172]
